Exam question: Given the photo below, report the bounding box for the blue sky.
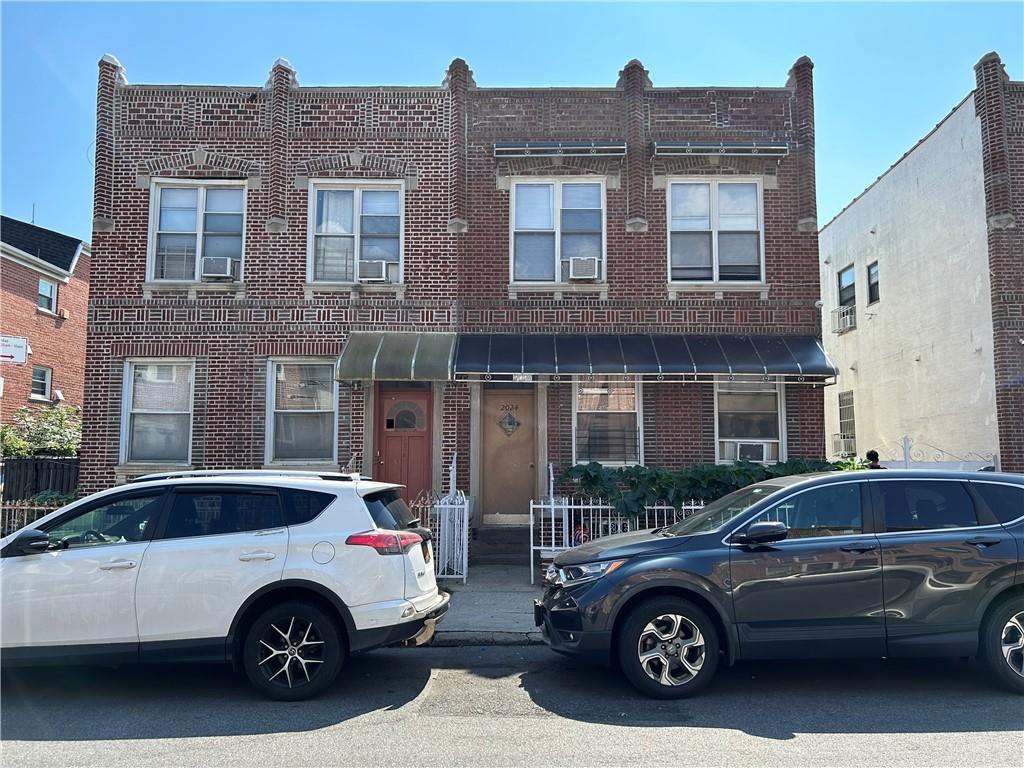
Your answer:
[2,1,1021,241]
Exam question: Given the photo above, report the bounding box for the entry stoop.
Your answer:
[470,525,530,565]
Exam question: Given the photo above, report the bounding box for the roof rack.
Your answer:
[128,469,367,484]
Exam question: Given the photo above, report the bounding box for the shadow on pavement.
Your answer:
[516,652,1023,739]
[1,650,430,742]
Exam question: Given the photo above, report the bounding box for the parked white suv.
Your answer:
[0,470,449,700]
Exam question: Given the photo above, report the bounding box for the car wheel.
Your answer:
[242,600,344,701]
[617,597,719,699]
[981,595,1024,695]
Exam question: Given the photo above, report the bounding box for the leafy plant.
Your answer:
[10,405,82,456]
[31,489,78,506]
[833,456,868,471]
[0,424,31,458]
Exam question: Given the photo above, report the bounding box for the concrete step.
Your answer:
[470,525,530,562]
[468,553,530,566]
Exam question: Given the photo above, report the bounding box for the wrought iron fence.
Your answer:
[1,502,62,536]
[410,490,470,582]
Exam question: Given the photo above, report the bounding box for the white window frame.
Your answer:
[264,359,339,466]
[30,366,52,401]
[713,378,786,465]
[306,179,405,285]
[509,177,607,285]
[571,376,643,466]
[666,176,765,284]
[37,277,57,313]
[119,359,196,465]
[146,179,247,282]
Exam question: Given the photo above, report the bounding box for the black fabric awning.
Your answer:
[452,334,837,379]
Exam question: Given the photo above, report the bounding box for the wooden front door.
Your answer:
[482,389,536,521]
[375,387,431,501]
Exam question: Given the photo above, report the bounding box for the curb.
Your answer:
[432,630,544,647]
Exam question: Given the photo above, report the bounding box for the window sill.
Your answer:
[262,462,340,472]
[667,282,770,300]
[114,462,193,485]
[141,281,247,300]
[36,308,59,318]
[302,282,406,301]
[508,282,608,301]
[28,394,51,403]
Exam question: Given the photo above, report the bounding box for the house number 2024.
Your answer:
[500,403,519,413]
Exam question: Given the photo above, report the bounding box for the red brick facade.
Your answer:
[82,55,826,498]
[974,53,1024,473]
[0,239,90,422]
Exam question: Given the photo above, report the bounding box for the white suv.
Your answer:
[0,470,449,700]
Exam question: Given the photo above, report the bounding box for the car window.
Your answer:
[280,488,335,526]
[750,483,863,539]
[971,482,1024,525]
[362,490,418,531]
[876,480,978,532]
[161,491,282,539]
[665,484,783,536]
[42,492,164,550]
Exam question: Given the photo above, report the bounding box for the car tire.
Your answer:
[617,597,719,699]
[980,594,1024,695]
[242,600,345,701]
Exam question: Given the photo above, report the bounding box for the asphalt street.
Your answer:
[2,646,1021,767]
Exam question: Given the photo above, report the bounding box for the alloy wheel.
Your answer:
[258,616,327,689]
[637,613,705,687]
[1001,611,1024,679]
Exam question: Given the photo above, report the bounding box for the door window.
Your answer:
[42,493,165,550]
[385,401,426,431]
[161,491,283,539]
[971,482,1024,524]
[749,483,863,539]
[876,480,978,532]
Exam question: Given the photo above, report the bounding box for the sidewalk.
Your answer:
[434,564,544,646]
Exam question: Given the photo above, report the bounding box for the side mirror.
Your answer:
[733,520,789,546]
[2,528,51,557]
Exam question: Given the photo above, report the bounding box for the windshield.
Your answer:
[664,484,782,536]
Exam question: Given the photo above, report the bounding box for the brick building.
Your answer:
[1,216,90,421]
[81,54,834,520]
[820,52,1023,473]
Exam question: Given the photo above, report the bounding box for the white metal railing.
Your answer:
[419,490,469,582]
[529,497,705,584]
[831,305,856,334]
[1,502,59,536]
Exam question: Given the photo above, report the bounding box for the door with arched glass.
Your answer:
[375,387,431,501]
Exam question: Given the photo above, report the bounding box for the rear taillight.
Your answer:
[346,530,422,555]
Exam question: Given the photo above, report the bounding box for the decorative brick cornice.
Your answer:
[300,151,417,179]
[137,147,261,185]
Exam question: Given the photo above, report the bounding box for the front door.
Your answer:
[482,389,536,522]
[376,387,432,501]
[729,480,887,659]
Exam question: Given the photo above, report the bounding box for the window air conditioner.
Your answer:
[736,442,767,462]
[358,260,388,282]
[569,256,599,280]
[200,256,240,281]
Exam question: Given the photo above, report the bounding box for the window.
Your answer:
[309,184,402,283]
[268,362,336,463]
[717,380,781,463]
[669,179,762,282]
[837,390,856,456]
[971,483,1024,524]
[150,183,244,281]
[512,179,604,282]
[279,488,336,526]
[877,480,978,532]
[363,489,420,531]
[751,483,863,539]
[37,278,57,312]
[30,366,52,400]
[867,261,879,304]
[574,377,640,464]
[123,361,193,463]
[838,265,856,307]
[161,491,282,539]
[41,492,165,550]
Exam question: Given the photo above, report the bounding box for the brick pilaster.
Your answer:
[444,58,474,235]
[93,54,124,234]
[265,58,297,232]
[617,59,651,233]
[787,56,817,233]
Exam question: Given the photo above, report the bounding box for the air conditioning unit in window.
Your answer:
[200,256,240,281]
[569,256,599,280]
[736,442,767,462]
[358,260,388,282]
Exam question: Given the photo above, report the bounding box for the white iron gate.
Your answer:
[422,490,469,582]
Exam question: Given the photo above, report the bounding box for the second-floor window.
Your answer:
[838,265,856,307]
[308,183,403,284]
[37,278,57,312]
[669,178,763,282]
[511,179,605,282]
[149,182,245,281]
[867,261,879,304]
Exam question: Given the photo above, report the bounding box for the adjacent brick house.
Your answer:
[819,52,1023,473]
[82,54,833,519]
[0,216,90,421]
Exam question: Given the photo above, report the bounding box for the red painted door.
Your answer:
[375,388,431,502]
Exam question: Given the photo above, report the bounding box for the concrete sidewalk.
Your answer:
[433,564,544,646]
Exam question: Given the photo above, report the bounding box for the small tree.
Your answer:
[0,424,31,458]
[11,405,82,456]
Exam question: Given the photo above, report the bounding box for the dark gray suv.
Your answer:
[535,470,1024,698]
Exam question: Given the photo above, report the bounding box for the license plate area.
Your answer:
[421,541,432,563]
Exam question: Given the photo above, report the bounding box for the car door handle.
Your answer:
[839,542,878,553]
[255,529,285,537]
[966,536,1002,548]
[239,551,277,562]
[99,559,137,570]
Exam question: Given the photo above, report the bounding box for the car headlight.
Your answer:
[556,559,626,587]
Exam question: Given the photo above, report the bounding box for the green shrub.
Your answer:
[31,489,78,506]
[0,424,31,458]
[10,405,82,456]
